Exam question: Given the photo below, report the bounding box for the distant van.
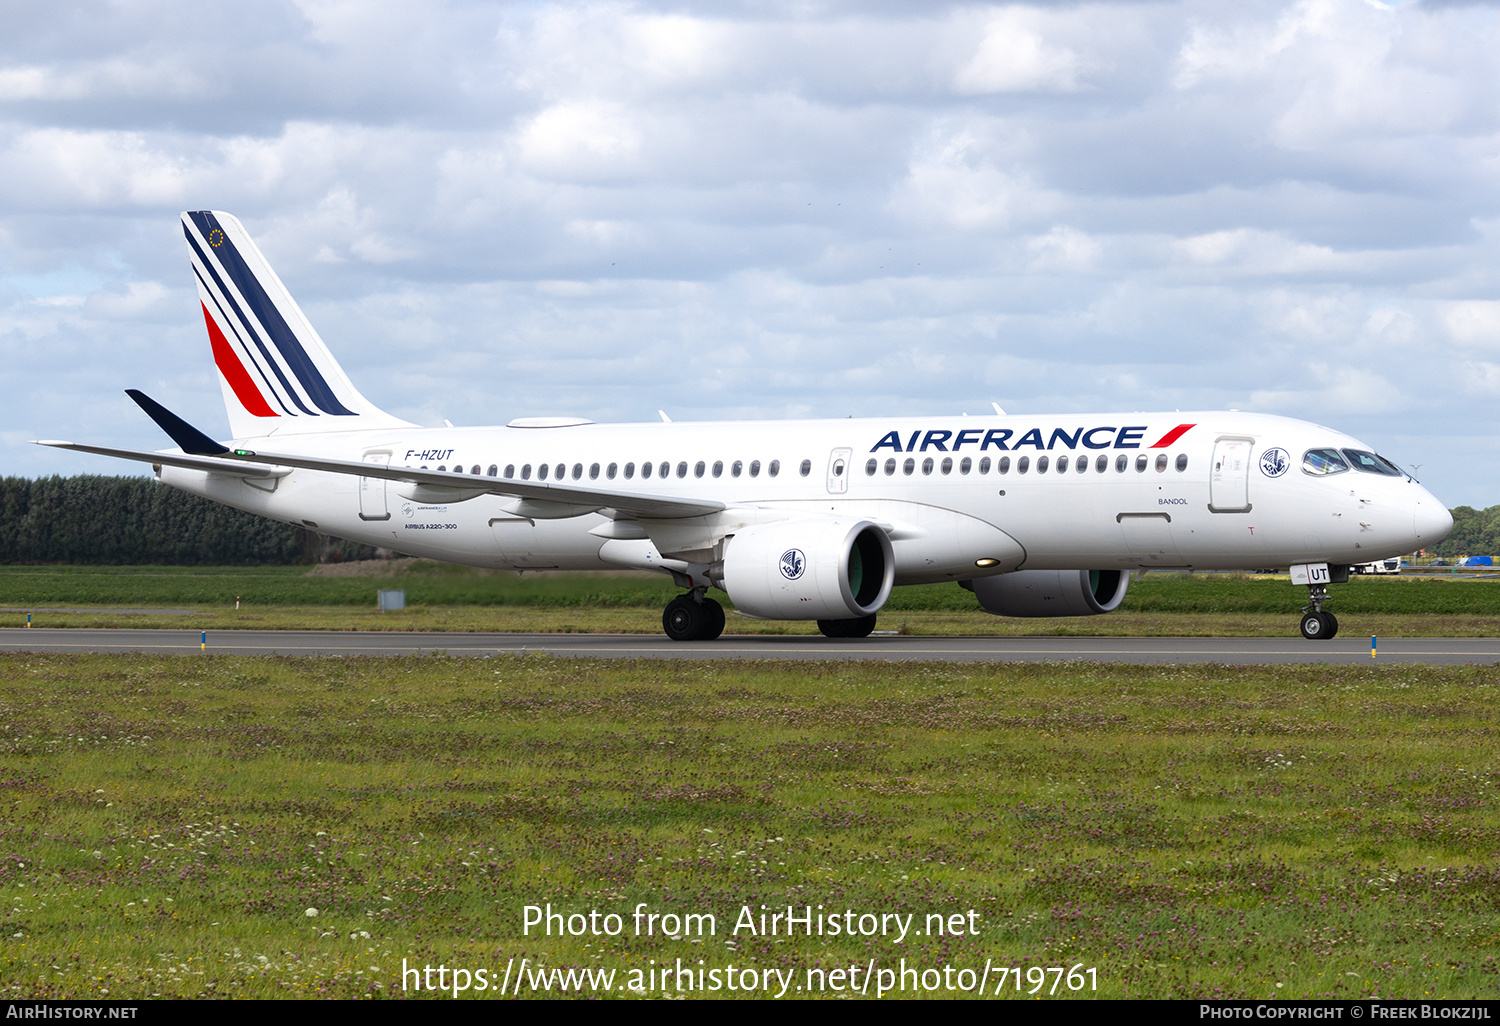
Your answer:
[1457,556,1494,567]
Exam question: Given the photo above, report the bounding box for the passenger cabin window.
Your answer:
[1302,448,1350,476]
[1155,454,1167,472]
[573,463,583,480]
[677,462,688,478]
[1095,455,1107,473]
[607,463,617,479]
[1018,456,1030,474]
[922,457,934,475]
[800,459,812,476]
[1036,455,1049,473]
[437,465,446,472]
[769,460,780,477]
[659,462,670,478]
[1056,455,1068,473]
[555,463,565,480]
[589,463,600,480]
[470,465,480,475]
[885,458,896,475]
[694,461,705,478]
[978,457,991,474]
[538,464,549,480]
[641,462,653,479]
[713,461,723,478]
[749,460,761,477]
[903,458,915,476]
[1342,449,1403,476]
[624,462,635,479]
[1115,454,1127,472]
[732,460,743,478]
[1176,454,1188,472]
[504,464,515,478]
[1135,454,1147,472]
[866,458,878,476]
[959,457,971,474]
[997,456,1010,474]
[1076,456,1087,474]
[487,465,498,477]
[941,457,953,475]
[521,464,532,480]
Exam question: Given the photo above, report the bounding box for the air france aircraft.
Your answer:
[38,212,1454,642]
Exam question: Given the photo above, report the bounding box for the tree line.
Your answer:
[1434,506,1500,559]
[0,475,379,565]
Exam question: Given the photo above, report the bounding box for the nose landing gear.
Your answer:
[1298,582,1340,640]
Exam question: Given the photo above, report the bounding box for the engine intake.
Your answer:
[721,519,894,620]
[965,569,1129,617]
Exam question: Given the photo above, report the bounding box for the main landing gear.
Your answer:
[817,615,878,639]
[659,592,880,641]
[1299,582,1340,641]
[662,590,725,641]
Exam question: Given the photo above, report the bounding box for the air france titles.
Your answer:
[870,425,1195,454]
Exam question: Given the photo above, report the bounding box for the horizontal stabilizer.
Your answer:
[33,440,289,480]
[126,389,229,456]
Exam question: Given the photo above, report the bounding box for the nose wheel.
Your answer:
[1298,583,1339,641]
[1299,611,1339,640]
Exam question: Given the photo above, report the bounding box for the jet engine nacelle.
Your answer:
[965,569,1129,617]
[721,519,895,620]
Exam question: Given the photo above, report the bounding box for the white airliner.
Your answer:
[39,211,1454,642]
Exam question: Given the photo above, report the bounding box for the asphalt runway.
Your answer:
[2,627,1499,664]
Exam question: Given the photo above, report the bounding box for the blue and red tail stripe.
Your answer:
[201,302,279,418]
[184,211,356,417]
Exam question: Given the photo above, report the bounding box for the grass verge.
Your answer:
[1,653,1498,999]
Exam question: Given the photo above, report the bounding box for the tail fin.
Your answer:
[181,210,410,439]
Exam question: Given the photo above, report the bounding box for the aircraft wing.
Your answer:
[34,441,290,480]
[36,390,725,520]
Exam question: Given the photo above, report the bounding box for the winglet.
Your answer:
[125,389,230,456]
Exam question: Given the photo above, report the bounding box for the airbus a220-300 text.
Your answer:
[39,212,1454,641]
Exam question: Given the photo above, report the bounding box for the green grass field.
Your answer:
[2,653,1499,1000]
[4,564,1500,637]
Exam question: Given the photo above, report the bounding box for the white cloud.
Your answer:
[516,102,645,181]
[2,1,1500,506]
[953,9,1086,94]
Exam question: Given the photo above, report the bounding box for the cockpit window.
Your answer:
[1341,449,1404,476]
[1302,448,1348,476]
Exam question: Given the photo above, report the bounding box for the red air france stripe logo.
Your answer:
[203,303,279,418]
[1149,423,1195,448]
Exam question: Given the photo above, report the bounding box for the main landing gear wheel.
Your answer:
[817,614,878,639]
[1299,611,1338,641]
[701,598,725,640]
[662,595,725,641]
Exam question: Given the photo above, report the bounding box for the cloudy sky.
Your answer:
[3,0,1499,506]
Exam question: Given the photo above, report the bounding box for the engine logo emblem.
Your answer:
[779,548,806,580]
[1259,447,1289,478]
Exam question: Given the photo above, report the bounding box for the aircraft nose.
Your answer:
[1413,494,1454,547]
